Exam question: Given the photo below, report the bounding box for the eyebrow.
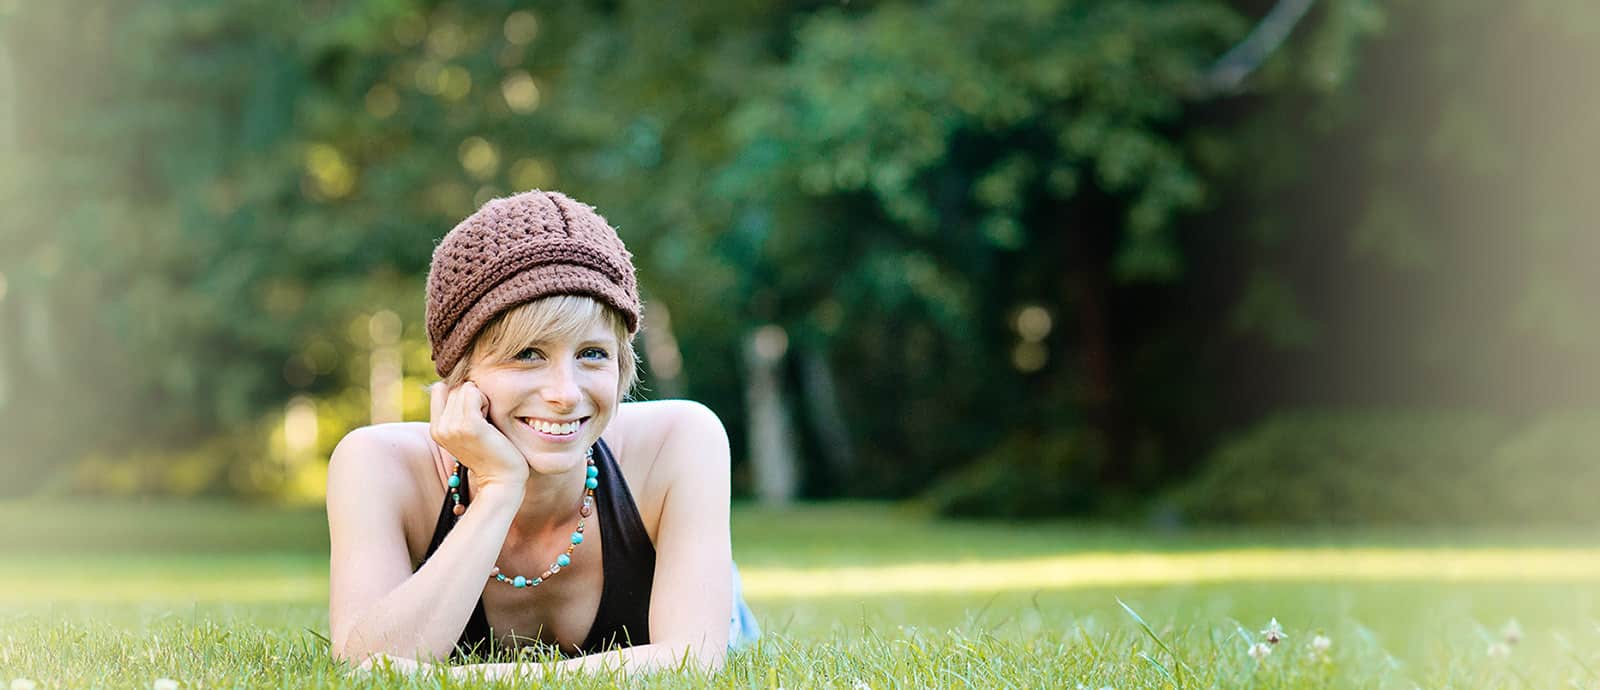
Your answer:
[519,336,617,348]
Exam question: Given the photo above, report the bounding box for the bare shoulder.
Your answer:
[327,423,443,556]
[329,422,438,486]
[609,400,730,465]
[604,401,731,533]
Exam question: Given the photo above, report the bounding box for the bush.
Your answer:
[1483,409,1600,525]
[1170,410,1512,526]
[923,429,1109,519]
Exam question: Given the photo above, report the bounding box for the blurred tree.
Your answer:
[4,0,1596,519]
[0,0,811,495]
[1209,0,1600,419]
[0,0,479,493]
[708,0,1252,496]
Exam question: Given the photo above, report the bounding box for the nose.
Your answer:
[540,358,582,413]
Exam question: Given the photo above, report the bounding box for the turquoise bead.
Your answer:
[585,477,599,489]
[571,532,584,545]
[513,576,527,588]
[447,475,461,488]
[556,554,571,567]
[586,466,598,478]
[531,578,542,586]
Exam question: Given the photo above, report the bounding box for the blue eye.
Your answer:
[514,347,542,361]
[581,347,610,360]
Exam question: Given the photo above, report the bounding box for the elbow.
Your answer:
[660,639,728,674]
[700,648,728,674]
[694,640,728,671]
[330,626,442,668]
[328,617,358,663]
[330,635,365,668]
[329,624,383,668]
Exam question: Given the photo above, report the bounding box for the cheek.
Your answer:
[582,369,621,405]
[469,375,518,414]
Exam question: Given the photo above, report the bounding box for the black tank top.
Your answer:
[417,439,657,658]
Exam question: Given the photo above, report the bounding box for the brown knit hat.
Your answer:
[425,190,640,377]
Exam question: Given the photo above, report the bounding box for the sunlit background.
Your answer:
[3,3,1600,681]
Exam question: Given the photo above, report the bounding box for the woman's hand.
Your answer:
[429,381,529,493]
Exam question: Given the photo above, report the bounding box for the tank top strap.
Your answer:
[578,437,657,652]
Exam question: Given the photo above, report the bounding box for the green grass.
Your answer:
[4,500,1600,688]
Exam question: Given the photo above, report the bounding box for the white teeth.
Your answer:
[527,419,579,435]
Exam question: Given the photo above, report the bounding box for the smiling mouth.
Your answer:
[518,416,590,437]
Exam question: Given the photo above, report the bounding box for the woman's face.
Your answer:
[467,315,622,476]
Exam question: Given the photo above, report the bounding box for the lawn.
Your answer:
[4,500,1600,688]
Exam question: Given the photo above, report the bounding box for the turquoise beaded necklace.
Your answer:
[447,445,600,590]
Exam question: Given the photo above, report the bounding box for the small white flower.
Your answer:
[1261,618,1286,645]
[1502,618,1522,646]
[1249,642,1272,660]
[1487,641,1512,658]
[852,680,871,690]
[11,679,37,690]
[1311,634,1332,653]
[154,679,179,690]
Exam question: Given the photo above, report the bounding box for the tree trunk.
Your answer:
[21,291,59,383]
[742,325,799,505]
[640,302,686,399]
[1064,227,1127,486]
[368,311,403,424]
[0,289,11,412]
[798,345,855,489]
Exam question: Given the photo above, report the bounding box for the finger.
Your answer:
[467,383,511,435]
[431,383,466,447]
[448,382,480,429]
[429,382,447,424]
[460,382,490,419]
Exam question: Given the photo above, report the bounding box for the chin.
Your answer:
[511,430,597,476]
[523,449,590,476]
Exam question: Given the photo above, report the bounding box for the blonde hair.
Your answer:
[442,295,638,397]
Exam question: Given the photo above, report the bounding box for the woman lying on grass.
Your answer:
[326,190,759,679]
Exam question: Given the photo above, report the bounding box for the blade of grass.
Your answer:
[1117,597,1192,687]
[1138,650,1182,689]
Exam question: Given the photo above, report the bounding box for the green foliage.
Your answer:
[1172,409,1600,527]
[1485,410,1600,525]
[1171,410,1513,526]
[707,0,1251,491]
[1221,1,1600,409]
[0,0,434,493]
[3,0,1598,512]
[923,430,1108,519]
[722,0,1241,287]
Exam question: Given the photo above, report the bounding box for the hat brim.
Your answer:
[432,263,640,377]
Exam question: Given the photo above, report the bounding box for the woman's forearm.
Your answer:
[447,641,728,682]
[335,486,523,663]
